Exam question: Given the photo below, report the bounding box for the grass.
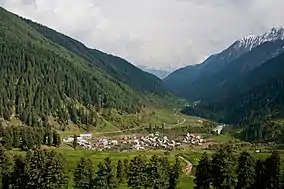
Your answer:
[58,107,207,138]
[55,146,193,189]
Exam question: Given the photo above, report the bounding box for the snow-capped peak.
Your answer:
[236,26,284,51]
[219,26,284,63]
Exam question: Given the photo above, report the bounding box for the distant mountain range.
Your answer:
[138,65,171,79]
[165,27,284,125]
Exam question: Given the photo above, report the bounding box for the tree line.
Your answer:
[0,123,61,150]
[74,155,181,189]
[0,147,181,189]
[194,146,282,189]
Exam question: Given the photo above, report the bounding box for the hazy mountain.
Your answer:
[138,65,171,79]
[164,27,284,101]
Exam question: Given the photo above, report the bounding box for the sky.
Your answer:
[1,0,284,70]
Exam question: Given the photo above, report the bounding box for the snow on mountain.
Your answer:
[236,27,284,51]
[220,27,284,62]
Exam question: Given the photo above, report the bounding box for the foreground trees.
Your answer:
[194,148,282,189]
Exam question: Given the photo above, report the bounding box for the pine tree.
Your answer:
[24,149,68,189]
[0,145,14,189]
[73,134,78,149]
[147,155,160,188]
[127,155,147,189]
[74,158,94,189]
[211,147,235,189]
[93,157,117,189]
[194,153,211,189]
[253,159,266,189]
[47,131,53,146]
[52,131,61,147]
[116,160,123,184]
[236,151,255,189]
[266,151,281,189]
[12,127,21,148]
[168,157,181,189]
[123,158,129,178]
[10,155,26,189]
[156,157,170,189]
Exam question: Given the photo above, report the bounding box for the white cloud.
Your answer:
[1,0,284,70]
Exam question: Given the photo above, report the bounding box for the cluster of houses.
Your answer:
[132,132,181,150]
[182,133,204,146]
[63,132,206,151]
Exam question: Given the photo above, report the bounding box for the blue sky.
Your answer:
[1,0,284,70]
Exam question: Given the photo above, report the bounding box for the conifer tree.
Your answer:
[12,126,21,148]
[253,159,266,189]
[211,147,235,189]
[93,157,117,189]
[266,151,281,189]
[236,151,256,189]
[116,160,123,184]
[74,158,94,189]
[194,153,211,189]
[0,145,14,189]
[168,158,181,189]
[123,158,129,178]
[10,155,26,189]
[73,134,78,149]
[127,155,147,189]
[24,150,68,189]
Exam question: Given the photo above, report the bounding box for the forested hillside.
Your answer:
[0,7,152,129]
[24,19,170,97]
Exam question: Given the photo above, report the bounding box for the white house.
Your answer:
[80,134,93,139]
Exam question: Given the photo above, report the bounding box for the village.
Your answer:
[63,131,206,151]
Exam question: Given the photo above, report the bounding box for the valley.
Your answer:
[0,5,284,189]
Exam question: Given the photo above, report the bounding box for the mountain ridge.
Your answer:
[164,27,284,101]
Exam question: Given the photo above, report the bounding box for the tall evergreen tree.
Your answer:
[194,153,211,189]
[74,158,94,189]
[168,158,181,189]
[0,145,14,189]
[24,149,68,189]
[123,158,129,178]
[10,155,26,189]
[211,147,235,189]
[73,135,78,149]
[116,160,123,184]
[266,151,281,189]
[127,155,148,189]
[93,157,117,189]
[236,151,256,189]
[253,159,266,189]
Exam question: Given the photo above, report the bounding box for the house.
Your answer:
[80,134,93,139]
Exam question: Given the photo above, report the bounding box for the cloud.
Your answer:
[1,0,284,70]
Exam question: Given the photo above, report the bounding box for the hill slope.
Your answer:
[0,7,163,129]
[165,27,284,101]
[182,51,284,124]
[23,19,170,97]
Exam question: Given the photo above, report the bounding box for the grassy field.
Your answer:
[55,145,194,189]
[58,107,206,138]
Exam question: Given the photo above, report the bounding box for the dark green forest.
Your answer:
[194,146,282,189]
[23,18,170,97]
[0,7,174,129]
[0,147,181,189]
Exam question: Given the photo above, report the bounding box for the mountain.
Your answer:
[138,65,171,79]
[23,19,170,97]
[165,27,284,101]
[0,7,172,130]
